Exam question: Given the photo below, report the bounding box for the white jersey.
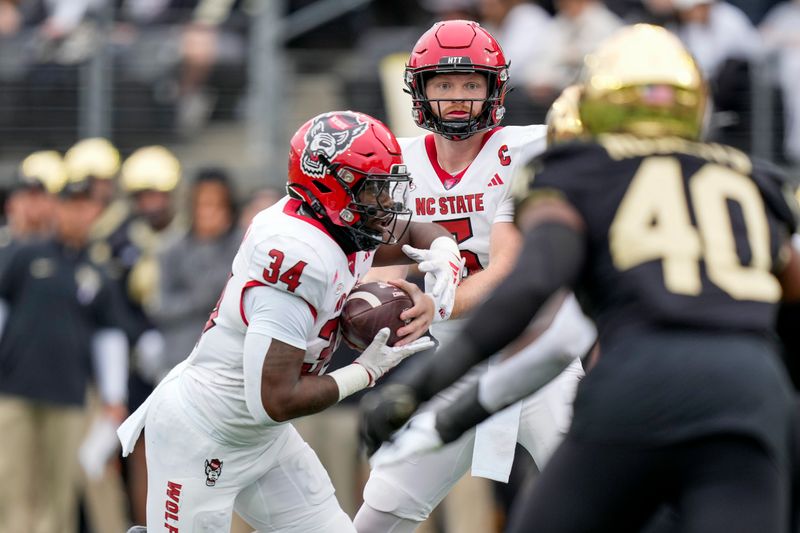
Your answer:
[178,196,374,444]
[400,125,547,340]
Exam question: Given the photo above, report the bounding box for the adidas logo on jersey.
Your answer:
[487,174,504,187]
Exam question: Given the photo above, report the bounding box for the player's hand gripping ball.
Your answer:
[341,282,413,351]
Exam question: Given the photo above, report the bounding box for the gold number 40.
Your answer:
[609,156,780,302]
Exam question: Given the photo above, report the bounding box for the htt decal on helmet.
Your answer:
[301,113,369,178]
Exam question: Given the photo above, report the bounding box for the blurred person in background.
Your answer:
[0,150,63,277]
[419,0,479,20]
[1,150,62,240]
[238,185,283,230]
[64,137,122,208]
[670,0,763,85]
[116,0,249,136]
[0,0,98,44]
[64,136,133,533]
[478,0,553,126]
[524,0,621,107]
[0,0,109,148]
[670,0,763,150]
[146,166,241,381]
[760,0,800,163]
[93,144,185,526]
[0,173,133,533]
[65,138,133,268]
[477,0,550,86]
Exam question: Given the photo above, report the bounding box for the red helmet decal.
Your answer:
[301,113,369,178]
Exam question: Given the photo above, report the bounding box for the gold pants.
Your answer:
[0,395,87,533]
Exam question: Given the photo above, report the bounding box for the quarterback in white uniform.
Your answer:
[354,21,595,533]
[116,111,461,533]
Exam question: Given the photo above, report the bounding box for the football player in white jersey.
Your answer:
[115,111,462,533]
[353,21,595,533]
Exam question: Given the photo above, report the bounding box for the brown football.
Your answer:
[341,282,413,350]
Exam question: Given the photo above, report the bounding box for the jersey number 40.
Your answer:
[609,156,780,303]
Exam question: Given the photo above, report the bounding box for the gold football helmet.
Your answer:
[19,150,67,194]
[120,146,181,193]
[579,24,707,140]
[64,138,121,182]
[546,85,585,145]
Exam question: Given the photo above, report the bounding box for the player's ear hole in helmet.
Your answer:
[404,20,510,141]
[287,111,413,252]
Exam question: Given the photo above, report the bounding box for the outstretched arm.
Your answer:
[369,292,596,466]
[360,198,588,451]
[404,198,587,401]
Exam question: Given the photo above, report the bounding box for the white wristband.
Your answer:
[328,364,372,401]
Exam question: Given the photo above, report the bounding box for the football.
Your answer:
[341,282,413,350]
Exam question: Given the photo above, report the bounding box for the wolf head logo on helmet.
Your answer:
[301,113,369,178]
[405,20,510,141]
[288,111,414,252]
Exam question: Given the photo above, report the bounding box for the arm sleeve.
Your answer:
[241,285,315,424]
[403,221,587,402]
[433,293,595,443]
[477,293,595,412]
[91,328,129,405]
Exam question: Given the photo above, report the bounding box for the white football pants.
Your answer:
[144,379,355,533]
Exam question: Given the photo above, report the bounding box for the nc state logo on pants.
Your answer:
[204,458,223,487]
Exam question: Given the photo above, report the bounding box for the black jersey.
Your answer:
[0,240,136,406]
[530,134,798,346]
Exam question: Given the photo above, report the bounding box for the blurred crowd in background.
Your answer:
[1,0,800,532]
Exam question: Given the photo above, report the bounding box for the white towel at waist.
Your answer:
[117,360,188,457]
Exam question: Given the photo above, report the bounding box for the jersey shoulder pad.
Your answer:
[528,141,607,196]
[498,125,547,147]
[246,232,332,311]
[497,125,547,162]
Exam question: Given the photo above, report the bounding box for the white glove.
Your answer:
[355,328,435,385]
[369,411,444,468]
[402,236,463,322]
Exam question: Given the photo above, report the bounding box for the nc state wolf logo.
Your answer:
[301,113,368,178]
[204,458,223,487]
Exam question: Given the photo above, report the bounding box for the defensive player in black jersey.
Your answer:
[361,24,800,533]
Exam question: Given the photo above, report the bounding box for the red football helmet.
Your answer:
[405,20,510,140]
[287,111,413,251]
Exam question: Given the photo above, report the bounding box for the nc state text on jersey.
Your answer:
[415,193,485,216]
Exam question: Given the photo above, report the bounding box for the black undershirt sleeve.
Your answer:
[401,221,587,403]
